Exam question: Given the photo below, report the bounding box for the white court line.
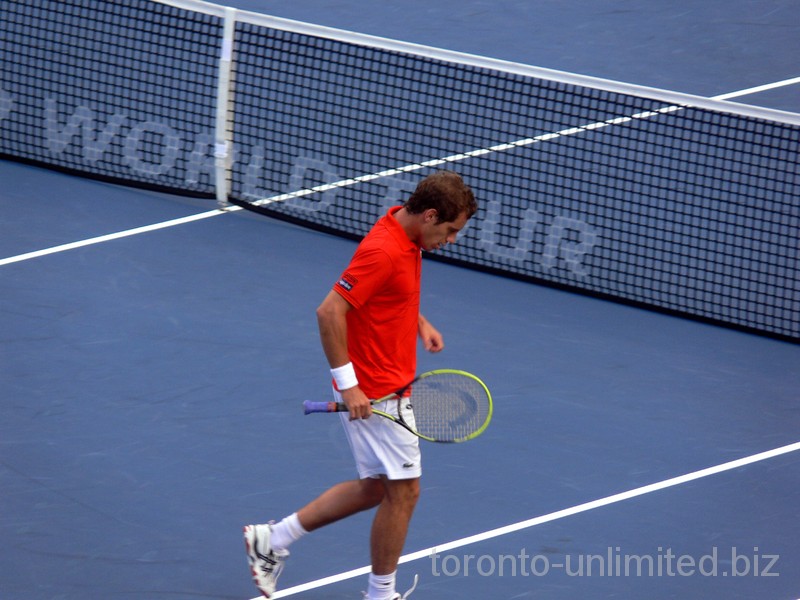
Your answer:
[1,75,798,268]
[268,440,800,598]
[0,208,230,266]
[712,76,800,101]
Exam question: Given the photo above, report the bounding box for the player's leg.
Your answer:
[362,411,422,600]
[370,476,420,573]
[296,477,385,531]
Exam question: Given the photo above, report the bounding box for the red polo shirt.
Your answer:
[333,206,421,398]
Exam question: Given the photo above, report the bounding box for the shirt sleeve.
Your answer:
[332,245,393,310]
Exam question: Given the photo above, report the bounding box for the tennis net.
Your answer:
[1,0,798,341]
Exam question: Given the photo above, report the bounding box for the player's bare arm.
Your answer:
[316,290,372,419]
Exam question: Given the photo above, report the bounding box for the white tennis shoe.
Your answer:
[243,523,289,598]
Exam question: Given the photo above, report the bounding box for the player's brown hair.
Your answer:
[405,170,477,223]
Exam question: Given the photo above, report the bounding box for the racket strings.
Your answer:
[403,373,490,441]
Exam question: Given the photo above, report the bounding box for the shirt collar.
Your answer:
[385,205,418,251]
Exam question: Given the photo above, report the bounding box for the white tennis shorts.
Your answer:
[335,388,422,480]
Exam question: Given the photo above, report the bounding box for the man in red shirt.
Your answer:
[245,171,477,599]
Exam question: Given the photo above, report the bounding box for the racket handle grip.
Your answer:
[303,400,345,415]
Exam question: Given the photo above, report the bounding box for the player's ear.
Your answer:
[424,208,438,223]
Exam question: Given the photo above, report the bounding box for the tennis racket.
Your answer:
[303,369,492,443]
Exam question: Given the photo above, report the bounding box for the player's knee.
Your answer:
[359,477,386,507]
[385,477,420,507]
[405,480,421,507]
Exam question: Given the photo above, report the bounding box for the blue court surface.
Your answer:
[2,2,799,599]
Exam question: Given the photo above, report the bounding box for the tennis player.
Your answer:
[244,170,477,599]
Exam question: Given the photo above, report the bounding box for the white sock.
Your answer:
[269,513,307,551]
[366,571,396,600]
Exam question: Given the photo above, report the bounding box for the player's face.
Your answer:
[420,210,469,251]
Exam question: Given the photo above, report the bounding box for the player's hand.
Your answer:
[340,386,372,420]
[419,318,445,353]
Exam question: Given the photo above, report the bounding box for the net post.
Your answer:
[214,7,237,206]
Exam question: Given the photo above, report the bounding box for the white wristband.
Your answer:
[331,362,358,391]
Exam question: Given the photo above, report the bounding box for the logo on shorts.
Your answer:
[403,462,415,469]
[337,271,358,292]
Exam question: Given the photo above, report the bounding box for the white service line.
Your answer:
[2,75,798,268]
[268,440,800,598]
